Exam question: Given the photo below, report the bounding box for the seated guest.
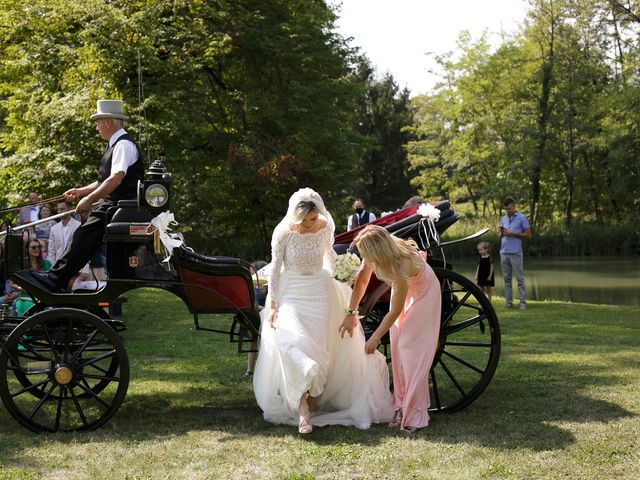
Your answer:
[34,205,56,256]
[2,279,18,315]
[48,201,81,265]
[13,240,51,316]
[18,191,40,226]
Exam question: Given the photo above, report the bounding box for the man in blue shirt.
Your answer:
[499,197,531,310]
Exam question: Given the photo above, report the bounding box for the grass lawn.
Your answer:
[1,289,638,479]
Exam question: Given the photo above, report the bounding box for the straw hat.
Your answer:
[89,100,129,121]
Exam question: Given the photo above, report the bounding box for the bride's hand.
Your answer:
[339,314,357,338]
[268,309,277,329]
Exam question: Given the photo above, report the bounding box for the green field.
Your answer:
[1,290,638,479]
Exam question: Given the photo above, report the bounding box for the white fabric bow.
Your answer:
[417,203,441,247]
[150,211,183,263]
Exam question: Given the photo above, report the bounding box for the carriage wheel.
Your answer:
[0,308,129,432]
[429,267,500,412]
[11,305,120,400]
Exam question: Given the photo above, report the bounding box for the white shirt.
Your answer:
[108,129,139,175]
[61,222,73,249]
[347,211,376,231]
[47,217,80,265]
[29,206,40,222]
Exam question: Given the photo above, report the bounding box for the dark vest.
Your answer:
[98,133,144,203]
[350,210,371,228]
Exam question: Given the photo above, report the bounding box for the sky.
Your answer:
[332,0,530,95]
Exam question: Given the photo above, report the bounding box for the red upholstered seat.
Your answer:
[334,205,420,245]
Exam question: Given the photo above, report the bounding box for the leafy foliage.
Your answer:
[350,59,416,213]
[0,0,367,257]
[408,0,640,235]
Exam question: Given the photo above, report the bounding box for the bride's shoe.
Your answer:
[298,412,313,434]
[388,409,402,428]
[298,393,313,434]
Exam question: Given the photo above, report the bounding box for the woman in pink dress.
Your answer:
[339,225,441,431]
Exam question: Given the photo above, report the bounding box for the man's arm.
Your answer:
[64,181,99,203]
[74,173,125,216]
[504,228,531,239]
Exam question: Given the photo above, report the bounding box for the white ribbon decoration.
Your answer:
[150,211,184,263]
[417,203,441,248]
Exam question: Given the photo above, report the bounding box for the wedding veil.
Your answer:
[271,187,336,270]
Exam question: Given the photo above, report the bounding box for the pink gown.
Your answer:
[390,253,441,429]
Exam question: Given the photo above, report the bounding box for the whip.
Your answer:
[0,202,100,238]
[0,194,67,215]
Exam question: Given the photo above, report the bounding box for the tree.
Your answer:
[0,0,366,257]
[407,0,640,231]
[351,59,416,212]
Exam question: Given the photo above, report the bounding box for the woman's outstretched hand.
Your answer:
[339,315,358,338]
[364,335,380,354]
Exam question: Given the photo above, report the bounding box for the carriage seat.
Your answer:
[177,247,242,267]
[175,246,257,314]
[110,203,155,224]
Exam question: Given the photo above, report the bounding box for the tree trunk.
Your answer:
[563,120,575,227]
[609,5,625,73]
[530,2,556,229]
[584,152,602,223]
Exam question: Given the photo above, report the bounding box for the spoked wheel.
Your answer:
[430,267,500,412]
[0,308,129,432]
[11,306,121,400]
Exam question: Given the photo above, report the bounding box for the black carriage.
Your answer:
[0,163,499,432]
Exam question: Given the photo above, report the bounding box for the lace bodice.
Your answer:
[269,226,336,304]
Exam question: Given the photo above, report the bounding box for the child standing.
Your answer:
[475,241,494,301]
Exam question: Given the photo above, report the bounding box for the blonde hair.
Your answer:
[477,241,492,254]
[354,225,422,284]
[292,201,320,224]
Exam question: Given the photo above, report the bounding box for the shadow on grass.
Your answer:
[1,300,638,470]
[426,370,635,451]
[1,354,635,457]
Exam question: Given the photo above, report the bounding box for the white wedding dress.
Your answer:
[253,223,394,429]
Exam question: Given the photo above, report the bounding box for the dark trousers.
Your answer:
[49,201,113,290]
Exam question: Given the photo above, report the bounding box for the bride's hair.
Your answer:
[354,225,422,284]
[292,201,320,224]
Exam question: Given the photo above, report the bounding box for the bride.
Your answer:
[253,188,394,433]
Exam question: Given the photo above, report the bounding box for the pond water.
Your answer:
[442,256,640,307]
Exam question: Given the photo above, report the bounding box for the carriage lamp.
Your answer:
[138,161,172,210]
[145,184,168,207]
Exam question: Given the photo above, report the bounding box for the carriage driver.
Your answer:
[21,100,144,293]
